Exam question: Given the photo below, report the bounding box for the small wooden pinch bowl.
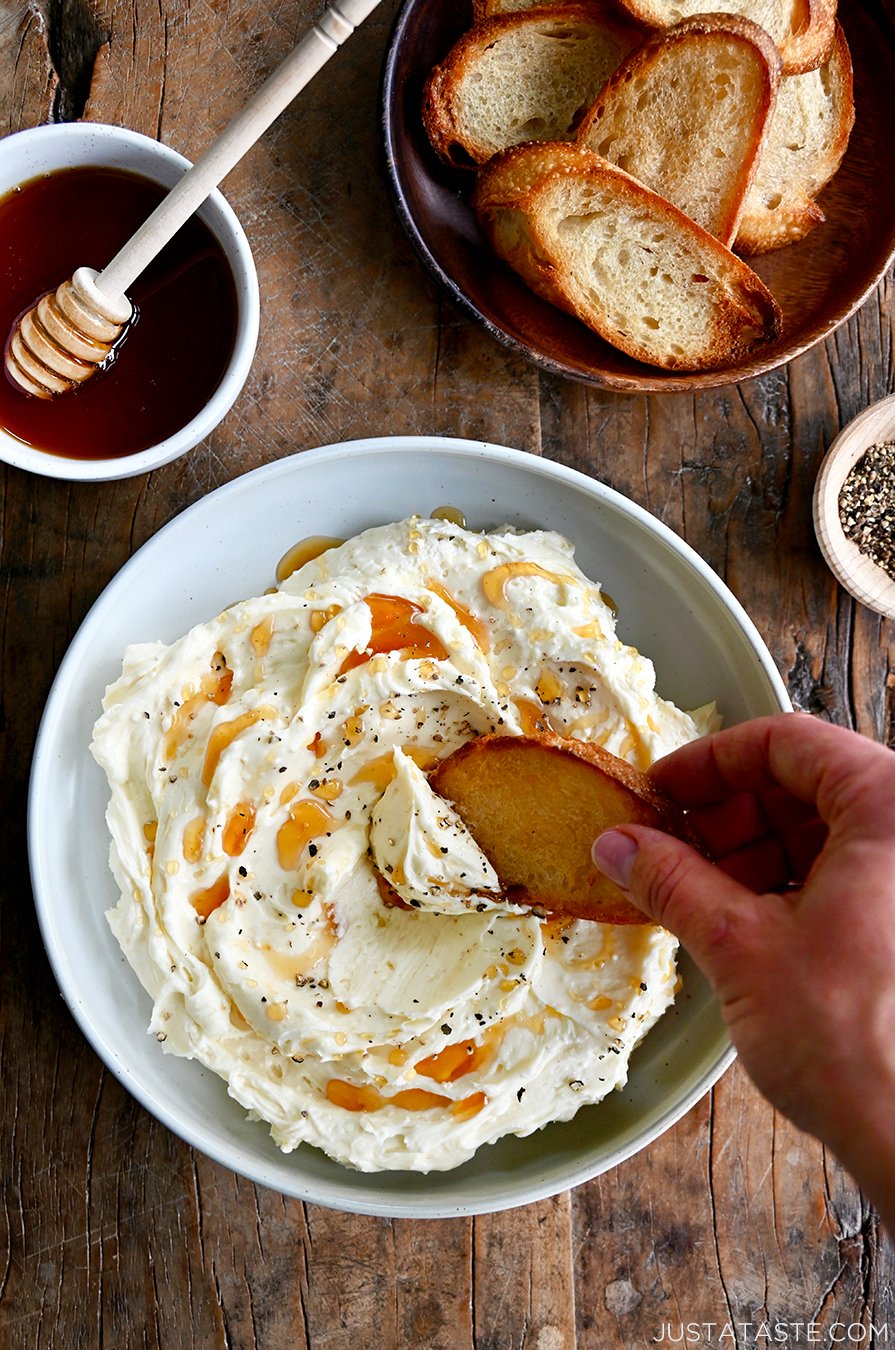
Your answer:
[813,393,895,621]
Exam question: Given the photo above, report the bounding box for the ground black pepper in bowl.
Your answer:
[838,442,895,581]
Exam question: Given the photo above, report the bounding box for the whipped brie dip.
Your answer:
[92,516,717,1172]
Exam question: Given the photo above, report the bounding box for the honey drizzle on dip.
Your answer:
[415,1025,505,1083]
[425,580,491,652]
[190,872,230,921]
[163,654,233,764]
[221,802,256,856]
[202,707,274,786]
[182,815,206,863]
[430,506,467,528]
[513,698,552,735]
[260,928,337,983]
[339,595,449,673]
[250,616,274,657]
[481,561,577,609]
[276,536,344,583]
[276,799,333,870]
[349,745,438,792]
[325,1079,487,1118]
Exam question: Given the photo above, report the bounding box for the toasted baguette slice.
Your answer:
[474,142,782,370]
[735,21,853,255]
[422,5,642,168]
[576,15,781,245]
[473,140,599,308]
[430,732,700,925]
[613,0,836,75]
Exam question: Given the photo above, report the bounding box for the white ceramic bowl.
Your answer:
[29,438,790,1216]
[0,123,259,481]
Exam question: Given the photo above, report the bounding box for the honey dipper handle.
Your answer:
[97,0,383,302]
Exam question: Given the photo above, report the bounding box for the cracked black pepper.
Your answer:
[838,442,895,582]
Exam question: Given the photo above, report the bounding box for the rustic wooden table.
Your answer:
[2,1,894,1346]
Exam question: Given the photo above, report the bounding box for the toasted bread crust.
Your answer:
[576,14,781,245]
[474,142,782,370]
[776,0,836,75]
[474,0,575,16]
[422,5,642,168]
[612,0,836,75]
[472,139,595,214]
[430,731,704,925]
[735,21,853,255]
[472,141,599,309]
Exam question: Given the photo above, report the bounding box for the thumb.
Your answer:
[591,825,765,991]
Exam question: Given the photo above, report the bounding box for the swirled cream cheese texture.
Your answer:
[92,517,717,1172]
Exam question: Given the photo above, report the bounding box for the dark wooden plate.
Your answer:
[381,0,895,392]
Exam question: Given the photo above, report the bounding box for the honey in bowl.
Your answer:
[0,166,238,461]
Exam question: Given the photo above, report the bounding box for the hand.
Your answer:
[592,712,895,1230]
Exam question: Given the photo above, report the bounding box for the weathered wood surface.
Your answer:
[1,1,893,1346]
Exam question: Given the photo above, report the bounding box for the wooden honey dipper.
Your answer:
[5,0,382,399]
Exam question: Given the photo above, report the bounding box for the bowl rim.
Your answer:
[0,122,260,482]
[28,435,790,1215]
[380,0,895,393]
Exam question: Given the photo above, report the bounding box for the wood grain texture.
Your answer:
[1,1,893,1347]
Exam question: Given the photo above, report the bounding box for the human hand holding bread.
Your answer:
[421,0,854,371]
[431,715,895,1232]
[591,713,895,1234]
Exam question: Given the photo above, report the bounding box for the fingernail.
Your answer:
[592,830,639,889]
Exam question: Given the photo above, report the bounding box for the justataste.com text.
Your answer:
[652,1323,889,1344]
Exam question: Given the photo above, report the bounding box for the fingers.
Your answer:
[686,786,817,855]
[652,714,895,834]
[760,785,823,834]
[687,791,766,855]
[650,714,814,804]
[686,787,826,888]
[592,825,773,991]
[718,834,796,892]
[774,817,829,883]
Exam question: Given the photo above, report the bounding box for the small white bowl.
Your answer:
[29,438,790,1217]
[814,395,895,621]
[0,123,259,481]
